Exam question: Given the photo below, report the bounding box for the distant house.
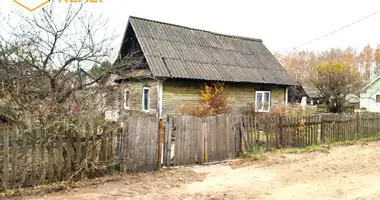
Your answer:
[112,16,298,117]
[288,82,323,105]
[360,76,380,112]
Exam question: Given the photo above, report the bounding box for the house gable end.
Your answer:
[114,21,156,80]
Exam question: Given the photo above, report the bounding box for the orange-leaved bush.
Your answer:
[180,82,231,117]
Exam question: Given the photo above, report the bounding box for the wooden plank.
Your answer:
[314,115,318,145]
[256,115,260,151]
[120,121,127,172]
[48,136,54,183]
[157,119,164,169]
[307,115,310,146]
[39,128,46,183]
[99,126,107,162]
[226,115,231,158]
[31,129,36,185]
[279,116,283,148]
[176,116,182,166]
[172,116,178,166]
[184,116,189,165]
[166,117,173,167]
[320,115,324,144]
[163,118,169,167]
[67,127,73,176]
[174,116,181,166]
[204,119,209,163]
[75,130,81,170]
[83,123,90,173]
[199,122,207,165]
[240,118,249,152]
[181,116,186,165]
[3,127,10,189]
[57,134,63,181]
[11,126,19,187]
[246,115,250,150]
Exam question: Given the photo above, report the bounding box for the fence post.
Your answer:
[356,112,360,140]
[157,119,164,170]
[278,116,283,148]
[321,114,325,144]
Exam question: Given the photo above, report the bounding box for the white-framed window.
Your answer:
[255,91,271,112]
[142,87,150,112]
[124,89,130,110]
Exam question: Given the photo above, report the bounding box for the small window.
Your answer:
[255,91,271,112]
[142,87,150,112]
[124,89,130,110]
[376,95,380,103]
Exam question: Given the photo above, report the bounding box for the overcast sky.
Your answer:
[2,0,380,54]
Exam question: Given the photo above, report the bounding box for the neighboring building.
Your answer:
[112,16,298,117]
[288,82,323,105]
[360,76,380,112]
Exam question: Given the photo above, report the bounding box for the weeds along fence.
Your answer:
[2,112,380,190]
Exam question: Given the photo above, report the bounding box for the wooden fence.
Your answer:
[2,112,380,190]
[0,122,118,190]
[0,116,160,190]
[162,112,380,166]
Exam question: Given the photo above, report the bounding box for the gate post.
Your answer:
[157,118,164,170]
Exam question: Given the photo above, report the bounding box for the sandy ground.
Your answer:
[11,141,380,200]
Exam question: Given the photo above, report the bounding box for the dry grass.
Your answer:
[228,133,380,168]
[1,169,204,199]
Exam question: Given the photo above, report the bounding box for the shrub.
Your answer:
[180,82,231,117]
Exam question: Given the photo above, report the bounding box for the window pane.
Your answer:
[256,92,263,111]
[264,92,270,111]
[143,88,150,111]
[125,90,130,108]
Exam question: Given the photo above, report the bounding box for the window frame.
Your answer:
[255,91,271,112]
[142,87,150,112]
[124,89,130,110]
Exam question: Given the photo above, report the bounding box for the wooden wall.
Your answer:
[119,79,158,116]
[162,79,286,115]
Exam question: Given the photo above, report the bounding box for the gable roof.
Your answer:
[362,76,380,91]
[121,16,297,85]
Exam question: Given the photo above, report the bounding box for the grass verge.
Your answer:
[229,133,380,168]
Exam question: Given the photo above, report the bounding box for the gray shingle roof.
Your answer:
[128,16,297,85]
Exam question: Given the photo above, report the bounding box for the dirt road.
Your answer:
[21,141,380,200]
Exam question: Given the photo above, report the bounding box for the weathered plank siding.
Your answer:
[162,79,286,115]
[119,80,158,116]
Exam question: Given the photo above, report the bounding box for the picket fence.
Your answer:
[2,112,380,190]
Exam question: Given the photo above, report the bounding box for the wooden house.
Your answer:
[112,16,298,117]
[360,76,380,112]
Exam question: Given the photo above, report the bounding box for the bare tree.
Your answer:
[0,4,143,124]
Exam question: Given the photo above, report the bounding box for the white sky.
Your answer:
[2,0,380,54]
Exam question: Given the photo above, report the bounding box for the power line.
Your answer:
[283,10,380,53]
